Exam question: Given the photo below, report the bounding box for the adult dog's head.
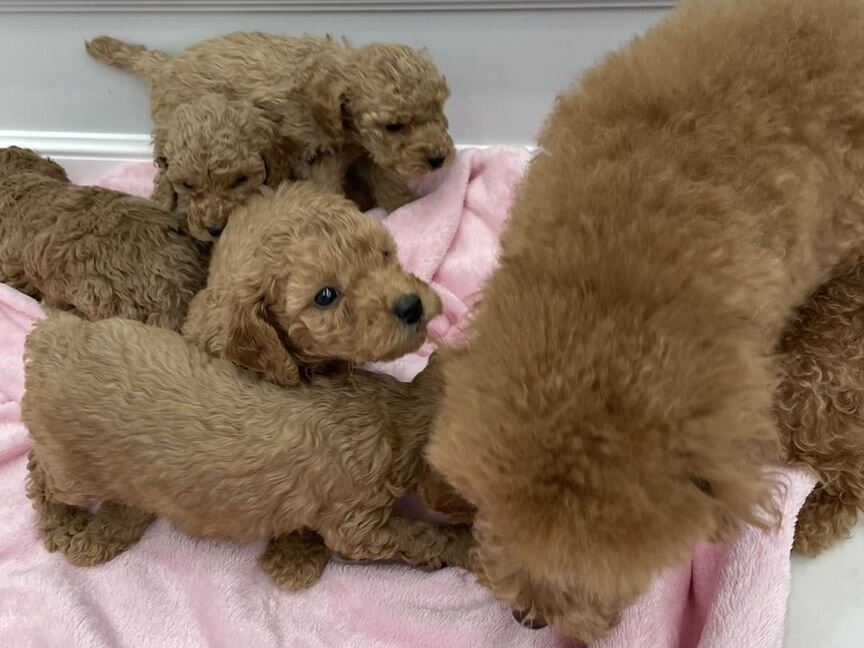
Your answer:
[428,265,781,643]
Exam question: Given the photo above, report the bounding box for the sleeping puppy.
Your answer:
[182,181,441,386]
[0,146,208,330]
[428,0,864,642]
[151,94,298,242]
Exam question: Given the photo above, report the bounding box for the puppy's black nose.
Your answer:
[207,226,224,239]
[393,294,424,325]
[428,155,446,170]
[512,609,547,630]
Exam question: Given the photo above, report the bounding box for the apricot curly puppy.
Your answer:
[86,33,454,212]
[23,313,471,588]
[182,181,441,386]
[776,259,864,556]
[150,94,299,242]
[0,147,208,330]
[427,0,864,642]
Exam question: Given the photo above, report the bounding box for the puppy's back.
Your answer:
[22,316,407,540]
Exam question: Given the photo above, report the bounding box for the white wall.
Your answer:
[0,0,674,181]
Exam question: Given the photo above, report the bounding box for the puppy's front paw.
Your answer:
[259,532,331,590]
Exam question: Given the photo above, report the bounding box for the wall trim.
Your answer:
[0,130,152,162]
[0,0,677,13]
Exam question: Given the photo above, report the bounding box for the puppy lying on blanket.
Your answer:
[429,0,864,642]
[0,147,209,331]
[183,181,441,386]
[23,313,470,588]
[86,33,454,212]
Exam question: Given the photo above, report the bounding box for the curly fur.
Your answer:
[0,147,209,330]
[23,314,470,586]
[427,0,864,642]
[86,33,454,212]
[776,260,864,555]
[182,181,441,386]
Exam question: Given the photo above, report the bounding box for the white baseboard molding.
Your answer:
[0,130,151,184]
[0,129,516,185]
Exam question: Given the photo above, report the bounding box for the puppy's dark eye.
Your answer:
[232,175,248,188]
[385,123,406,133]
[180,181,195,191]
[383,250,391,260]
[313,287,341,308]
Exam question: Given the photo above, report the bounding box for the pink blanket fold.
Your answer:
[0,149,814,648]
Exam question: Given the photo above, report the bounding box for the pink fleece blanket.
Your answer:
[0,149,815,648]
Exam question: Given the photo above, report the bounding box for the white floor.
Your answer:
[786,522,864,647]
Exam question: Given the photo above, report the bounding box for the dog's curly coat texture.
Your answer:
[150,94,301,242]
[427,0,864,642]
[777,260,864,556]
[23,313,471,586]
[0,147,209,330]
[182,181,441,386]
[85,32,454,212]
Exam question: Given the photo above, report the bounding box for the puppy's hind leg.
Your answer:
[322,511,474,571]
[793,484,860,556]
[26,450,92,554]
[26,451,153,565]
[259,530,331,590]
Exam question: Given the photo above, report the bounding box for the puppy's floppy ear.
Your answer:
[309,66,351,142]
[247,105,278,150]
[224,274,301,387]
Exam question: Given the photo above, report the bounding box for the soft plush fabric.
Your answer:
[0,149,814,648]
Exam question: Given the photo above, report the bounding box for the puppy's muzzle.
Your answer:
[393,293,424,325]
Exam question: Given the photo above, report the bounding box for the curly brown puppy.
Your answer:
[182,181,441,386]
[0,147,208,330]
[151,94,300,242]
[777,258,864,556]
[23,313,471,588]
[86,33,454,212]
[427,0,864,642]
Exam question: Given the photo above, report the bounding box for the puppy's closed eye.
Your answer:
[232,175,249,189]
[690,476,715,497]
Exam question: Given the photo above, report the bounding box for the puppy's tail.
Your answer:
[85,36,169,79]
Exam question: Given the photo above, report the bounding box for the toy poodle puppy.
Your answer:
[86,33,454,212]
[150,94,300,242]
[427,0,864,642]
[777,259,864,556]
[0,146,209,330]
[23,313,471,588]
[182,181,441,386]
